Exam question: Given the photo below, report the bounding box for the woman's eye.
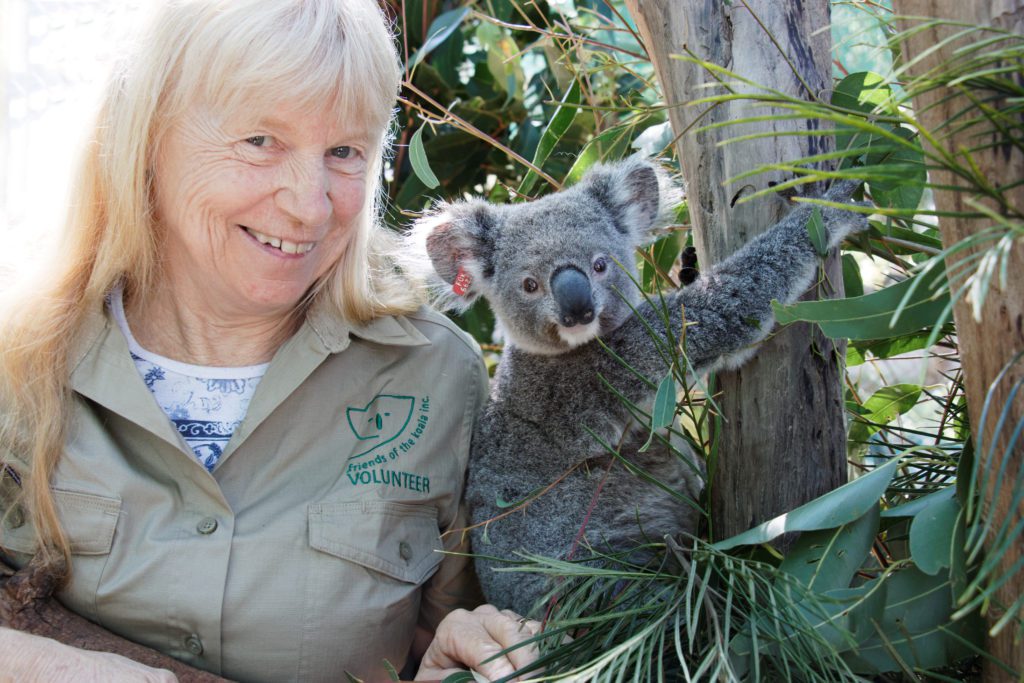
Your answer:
[245,135,273,148]
[331,146,354,159]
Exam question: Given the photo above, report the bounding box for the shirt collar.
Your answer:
[71,293,432,371]
[304,299,431,353]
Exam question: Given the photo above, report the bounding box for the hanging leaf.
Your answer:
[842,253,864,298]
[848,383,923,445]
[772,266,949,340]
[639,373,676,452]
[806,207,829,256]
[407,7,471,69]
[713,457,901,550]
[910,494,963,575]
[409,126,441,190]
[517,80,582,197]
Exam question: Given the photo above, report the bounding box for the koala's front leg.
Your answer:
[677,180,867,374]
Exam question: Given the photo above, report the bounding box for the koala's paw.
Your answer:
[679,246,699,287]
[820,179,871,248]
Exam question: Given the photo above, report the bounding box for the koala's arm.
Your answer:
[610,181,867,383]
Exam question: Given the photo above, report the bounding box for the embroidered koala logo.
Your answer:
[346,395,415,459]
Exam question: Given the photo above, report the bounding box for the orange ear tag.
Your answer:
[452,267,473,296]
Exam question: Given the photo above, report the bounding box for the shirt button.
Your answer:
[184,634,203,656]
[196,517,218,535]
[399,541,413,562]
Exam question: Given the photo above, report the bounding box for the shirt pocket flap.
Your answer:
[1,489,121,556]
[308,500,443,584]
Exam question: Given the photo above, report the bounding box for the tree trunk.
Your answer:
[623,0,847,540]
[890,2,1024,679]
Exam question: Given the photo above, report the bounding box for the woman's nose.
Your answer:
[275,158,333,227]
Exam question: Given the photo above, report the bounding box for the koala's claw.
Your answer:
[679,246,699,287]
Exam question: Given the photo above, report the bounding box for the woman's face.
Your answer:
[152,103,373,318]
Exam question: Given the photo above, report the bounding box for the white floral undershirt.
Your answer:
[109,289,269,472]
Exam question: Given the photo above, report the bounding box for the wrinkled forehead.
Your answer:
[157,1,399,144]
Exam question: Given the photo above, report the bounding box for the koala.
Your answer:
[406,157,867,616]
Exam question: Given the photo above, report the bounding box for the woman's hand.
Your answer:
[0,628,178,682]
[415,604,541,681]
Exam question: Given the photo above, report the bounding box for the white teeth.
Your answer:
[244,227,314,255]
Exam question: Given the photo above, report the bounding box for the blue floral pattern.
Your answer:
[130,353,263,471]
[112,289,267,472]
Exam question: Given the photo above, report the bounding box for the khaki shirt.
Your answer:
[0,301,487,682]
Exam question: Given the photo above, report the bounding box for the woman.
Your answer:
[0,0,537,680]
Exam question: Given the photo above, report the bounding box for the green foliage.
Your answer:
[384,1,1021,679]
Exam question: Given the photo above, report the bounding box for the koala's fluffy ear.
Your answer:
[580,156,682,242]
[404,200,495,312]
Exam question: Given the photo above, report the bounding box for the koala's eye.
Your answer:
[593,257,608,273]
[523,277,539,293]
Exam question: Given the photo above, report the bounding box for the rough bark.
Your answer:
[623,0,847,540]
[890,2,1024,679]
[1,556,230,682]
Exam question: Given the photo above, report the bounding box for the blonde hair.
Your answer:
[0,0,413,572]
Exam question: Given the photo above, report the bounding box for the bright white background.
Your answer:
[0,0,155,278]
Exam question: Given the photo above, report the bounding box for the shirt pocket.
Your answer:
[2,488,121,557]
[307,500,443,584]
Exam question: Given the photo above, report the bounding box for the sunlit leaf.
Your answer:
[640,373,676,453]
[517,80,582,197]
[849,383,923,444]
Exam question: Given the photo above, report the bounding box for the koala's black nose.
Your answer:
[550,266,595,327]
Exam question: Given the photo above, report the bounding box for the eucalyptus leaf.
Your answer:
[772,266,949,340]
[565,124,634,185]
[779,505,880,592]
[713,457,901,550]
[441,672,481,683]
[407,7,471,69]
[806,207,829,256]
[409,126,441,189]
[842,253,864,298]
[880,485,956,519]
[517,80,582,197]
[841,567,982,673]
[849,383,923,446]
[910,493,963,575]
[848,331,938,367]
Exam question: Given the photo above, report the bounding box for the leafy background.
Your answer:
[376,0,1021,680]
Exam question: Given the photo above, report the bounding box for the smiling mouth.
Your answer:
[242,226,315,255]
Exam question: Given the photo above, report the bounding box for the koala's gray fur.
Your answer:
[406,157,867,616]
